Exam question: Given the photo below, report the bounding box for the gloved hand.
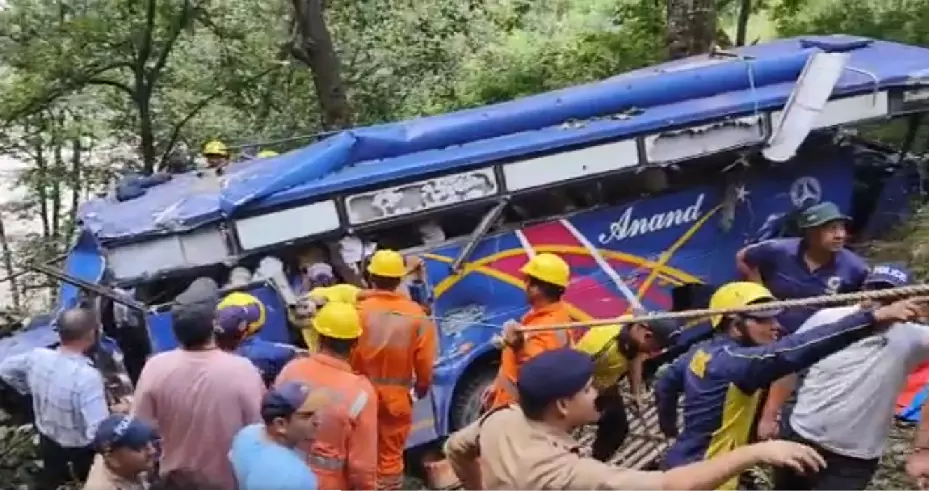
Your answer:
[502,319,524,348]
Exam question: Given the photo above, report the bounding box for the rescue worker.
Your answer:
[735,201,868,334]
[654,281,924,490]
[573,318,680,461]
[215,292,301,386]
[202,140,230,169]
[292,283,367,352]
[276,301,378,490]
[256,150,279,159]
[444,348,828,490]
[351,249,437,490]
[489,252,573,410]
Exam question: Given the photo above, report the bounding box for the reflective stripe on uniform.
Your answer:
[377,473,404,490]
[369,376,413,387]
[309,453,345,471]
[348,390,370,419]
[555,329,569,346]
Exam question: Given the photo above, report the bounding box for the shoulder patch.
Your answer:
[689,349,712,378]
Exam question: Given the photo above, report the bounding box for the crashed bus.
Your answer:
[3,33,929,472]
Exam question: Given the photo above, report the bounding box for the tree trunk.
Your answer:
[65,136,83,245]
[666,0,718,60]
[735,0,751,46]
[291,0,354,130]
[33,143,51,239]
[51,131,64,244]
[0,212,21,311]
[138,98,156,173]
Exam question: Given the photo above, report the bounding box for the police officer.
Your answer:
[654,281,924,490]
[444,348,827,490]
[573,318,679,461]
[215,292,302,386]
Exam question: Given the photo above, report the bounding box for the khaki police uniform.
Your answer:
[444,406,664,490]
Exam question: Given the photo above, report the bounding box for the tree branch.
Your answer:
[2,61,134,124]
[158,64,284,166]
[137,0,158,66]
[86,77,135,96]
[147,0,193,89]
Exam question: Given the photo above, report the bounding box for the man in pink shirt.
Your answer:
[133,279,265,489]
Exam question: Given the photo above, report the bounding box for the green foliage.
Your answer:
[773,0,929,47]
[396,0,666,116]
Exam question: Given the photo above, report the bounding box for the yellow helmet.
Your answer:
[708,282,778,328]
[216,291,266,335]
[256,150,279,158]
[203,140,229,157]
[520,253,570,287]
[367,250,406,278]
[310,284,361,305]
[313,302,362,339]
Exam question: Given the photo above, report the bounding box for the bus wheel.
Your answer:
[450,368,496,431]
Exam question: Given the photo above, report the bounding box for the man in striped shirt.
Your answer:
[0,307,109,488]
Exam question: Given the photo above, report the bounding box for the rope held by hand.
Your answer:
[518,283,929,333]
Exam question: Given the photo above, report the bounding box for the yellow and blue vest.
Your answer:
[656,309,875,490]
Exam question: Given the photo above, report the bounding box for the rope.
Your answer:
[518,283,929,333]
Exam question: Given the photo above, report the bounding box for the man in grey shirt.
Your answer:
[771,263,929,490]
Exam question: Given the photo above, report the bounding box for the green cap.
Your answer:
[798,202,850,229]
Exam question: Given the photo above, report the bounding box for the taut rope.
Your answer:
[518,284,929,333]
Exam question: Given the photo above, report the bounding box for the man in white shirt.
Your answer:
[770,263,929,490]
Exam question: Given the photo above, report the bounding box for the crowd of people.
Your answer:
[5,196,929,490]
[0,248,435,490]
[446,200,929,490]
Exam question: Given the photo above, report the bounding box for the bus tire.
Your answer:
[450,367,497,431]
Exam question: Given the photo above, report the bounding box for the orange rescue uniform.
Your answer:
[275,352,378,490]
[351,290,437,489]
[490,301,572,409]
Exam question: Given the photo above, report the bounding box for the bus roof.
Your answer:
[80,35,929,242]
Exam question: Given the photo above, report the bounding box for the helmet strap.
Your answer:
[617,328,638,358]
[732,318,757,347]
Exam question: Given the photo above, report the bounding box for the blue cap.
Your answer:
[93,415,157,452]
[517,348,594,404]
[864,263,912,288]
[215,304,261,335]
[262,381,330,418]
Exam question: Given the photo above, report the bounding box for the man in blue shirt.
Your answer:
[215,292,301,386]
[229,381,323,490]
[735,201,868,334]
